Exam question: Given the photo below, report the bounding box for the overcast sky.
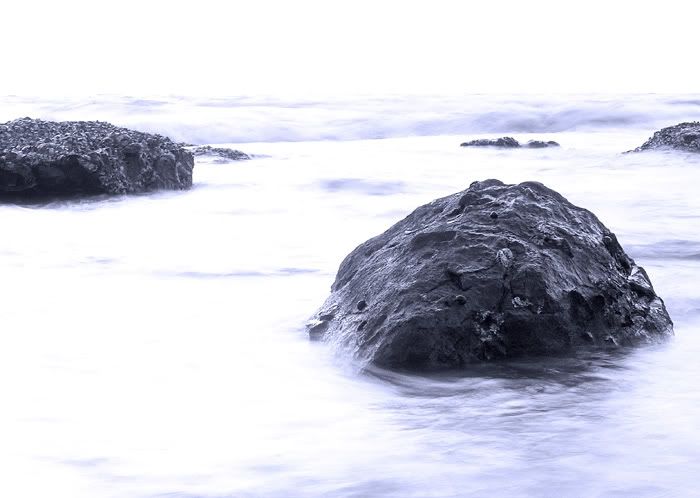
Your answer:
[3,0,698,96]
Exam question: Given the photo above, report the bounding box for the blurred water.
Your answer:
[1,94,699,144]
[1,102,700,497]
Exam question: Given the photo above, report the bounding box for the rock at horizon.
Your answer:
[630,122,700,153]
[308,180,672,371]
[460,137,560,148]
[0,117,193,198]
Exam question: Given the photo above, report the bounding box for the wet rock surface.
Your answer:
[525,140,560,149]
[630,122,700,153]
[190,145,250,162]
[309,180,673,370]
[460,137,560,148]
[0,117,193,198]
[461,137,521,148]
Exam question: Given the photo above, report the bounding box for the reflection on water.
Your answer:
[1,129,700,498]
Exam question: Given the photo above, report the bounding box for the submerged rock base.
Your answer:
[190,145,250,162]
[309,180,672,370]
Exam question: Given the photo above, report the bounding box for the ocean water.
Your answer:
[1,95,699,498]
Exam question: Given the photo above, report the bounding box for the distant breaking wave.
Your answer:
[1,94,698,144]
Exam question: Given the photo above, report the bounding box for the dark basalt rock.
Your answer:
[190,145,250,162]
[525,140,560,149]
[460,137,559,148]
[461,137,520,148]
[630,122,700,153]
[0,117,193,198]
[308,180,672,371]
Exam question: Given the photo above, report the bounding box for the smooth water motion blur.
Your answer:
[1,95,699,498]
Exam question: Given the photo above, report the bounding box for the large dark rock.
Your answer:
[190,145,250,162]
[630,122,700,153]
[308,180,672,370]
[0,117,194,198]
[460,137,559,148]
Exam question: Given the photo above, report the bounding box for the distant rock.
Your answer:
[460,137,560,148]
[461,137,520,148]
[525,140,560,149]
[190,145,250,162]
[0,117,193,198]
[308,180,672,370]
[630,122,700,153]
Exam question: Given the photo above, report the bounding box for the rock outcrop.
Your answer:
[461,137,520,148]
[190,145,250,162]
[525,140,560,149]
[0,117,193,198]
[308,180,672,370]
[460,137,560,148]
[630,122,700,153]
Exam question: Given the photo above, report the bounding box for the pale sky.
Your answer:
[3,0,699,96]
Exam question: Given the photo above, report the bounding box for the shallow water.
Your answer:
[1,98,700,497]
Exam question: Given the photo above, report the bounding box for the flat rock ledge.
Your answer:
[0,117,193,198]
[190,145,250,162]
[629,122,700,153]
[308,179,672,371]
[460,137,560,148]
